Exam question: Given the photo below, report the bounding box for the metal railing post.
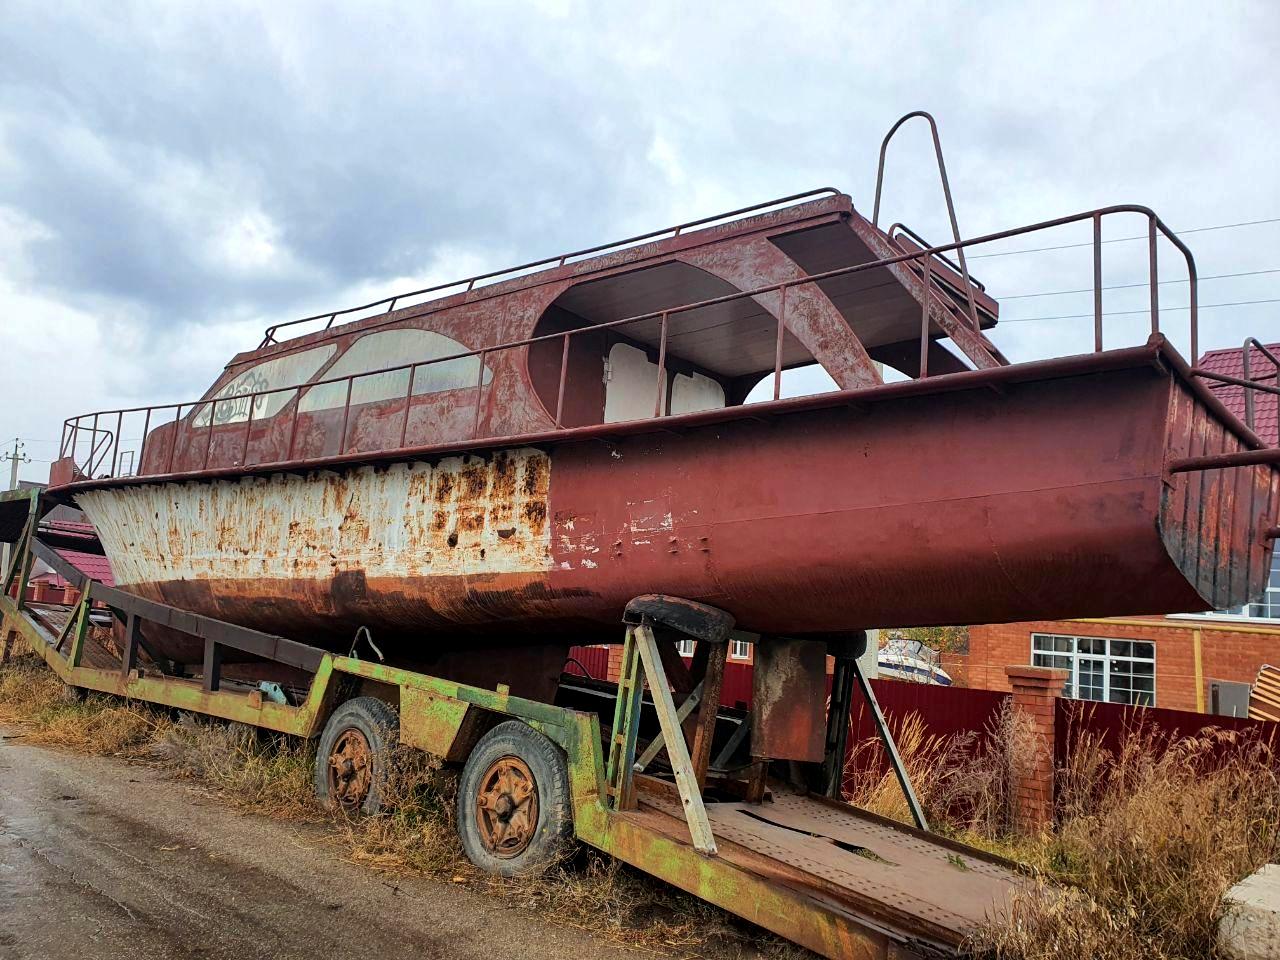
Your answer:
[398,366,416,448]
[1093,213,1103,352]
[203,402,217,470]
[167,406,182,474]
[774,285,788,401]
[338,378,354,455]
[138,408,152,474]
[919,255,932,379]
[554,334,570,428]
[654,312,669,417]
[285,390,302,461]
[873,111,982,333]
[472,350,488,438]
[1148,214,1159,335]
[241,395,255,467]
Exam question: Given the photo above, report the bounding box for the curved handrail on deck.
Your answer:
[256,188,843,349]
[60,203,1203,485]
[872,111,982,334]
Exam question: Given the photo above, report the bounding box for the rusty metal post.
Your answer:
[1148,214,1159,335]
[167,405,182,474]
[850,657,929,831]
[472,350,488,438]
[137,407,152,474]
[111,410,123,476]
[203,402,217,470]
[121,612,141,676]
[1244,339,1257,431]
[873,111,982,333]
[689,639,727,788]
[919,255,932,379]
[554,334,570,427]
[203,637,224,692]
[398,366,415,449]
[654,312,669,418]
[773,285,788,401]
[241,394,255,467]
[285,392,302,461]
[1093,213,1103,352]
[338,378,355,455]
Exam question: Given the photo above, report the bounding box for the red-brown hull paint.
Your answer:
[109,356,1278,665]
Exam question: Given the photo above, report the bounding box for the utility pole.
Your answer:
[2,437,31,491]
[1,438,31,575]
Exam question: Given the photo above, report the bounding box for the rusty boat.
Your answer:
[43,131,1280,698]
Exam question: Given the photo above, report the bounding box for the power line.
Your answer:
[1002,268,1280,300]
[1001,298,1280,324]
[968,216,1280,261]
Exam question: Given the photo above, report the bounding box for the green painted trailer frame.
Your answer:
[1,488,1012,959]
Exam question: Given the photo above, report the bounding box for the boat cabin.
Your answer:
[90,191,1004,479]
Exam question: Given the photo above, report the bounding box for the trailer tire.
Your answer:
[315,696,399,815]
[457,720,573,877]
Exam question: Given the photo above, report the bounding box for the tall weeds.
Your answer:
[840,696,1280,959]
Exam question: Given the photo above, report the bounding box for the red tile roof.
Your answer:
[1198,341,1279,445]
[33,545,116,588]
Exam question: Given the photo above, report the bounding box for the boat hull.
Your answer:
[76,350,1280,669]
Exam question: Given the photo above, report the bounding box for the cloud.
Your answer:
[1,1,1278,484]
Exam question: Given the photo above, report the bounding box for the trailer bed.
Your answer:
[633,787,1023,953]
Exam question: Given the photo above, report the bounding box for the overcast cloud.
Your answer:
[1,1,1277,480]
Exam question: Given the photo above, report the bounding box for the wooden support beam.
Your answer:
[121,612,141,677]
[689,640,728,788]
[632,623,717,856]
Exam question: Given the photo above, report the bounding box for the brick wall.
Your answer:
[966,617,1280,713]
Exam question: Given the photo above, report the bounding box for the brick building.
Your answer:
[962,340,1279,714]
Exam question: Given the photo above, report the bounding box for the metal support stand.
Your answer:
[822,657,856,798]
[606,621,718,855]
[849,656,929,832]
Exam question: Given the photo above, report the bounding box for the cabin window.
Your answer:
[193,345,336,427]
[1031,633,1156,706]
[298,328,492,413]
[729,636,752,660]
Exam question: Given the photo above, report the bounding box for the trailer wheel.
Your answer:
[315,697,399,815]
[457,720,573,877]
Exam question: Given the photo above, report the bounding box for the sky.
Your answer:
[1,1,1278,482]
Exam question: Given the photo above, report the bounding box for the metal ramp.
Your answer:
[636,787,1025,953]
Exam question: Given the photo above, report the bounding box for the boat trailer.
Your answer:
[1,486,1028,959]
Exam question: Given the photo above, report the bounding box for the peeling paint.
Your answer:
[78,449,553,588]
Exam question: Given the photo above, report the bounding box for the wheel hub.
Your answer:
[327,728,373,808]
[475,755,539,858]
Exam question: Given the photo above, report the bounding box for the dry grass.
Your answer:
[0,652,168,755]
[843,701,1038,838]
[841,698,1280,960]
[155,713,320,819]
[0,651,802,959]
[975,721,1280,960]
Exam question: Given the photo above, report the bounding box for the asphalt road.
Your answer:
[0,729,646,960]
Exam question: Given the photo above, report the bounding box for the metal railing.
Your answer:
[256,188,843,349]
[58,202,1207,484]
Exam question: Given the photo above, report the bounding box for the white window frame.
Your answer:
[675,637,695,657]
[1030,633,1157,706]
[730,637,751,660]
